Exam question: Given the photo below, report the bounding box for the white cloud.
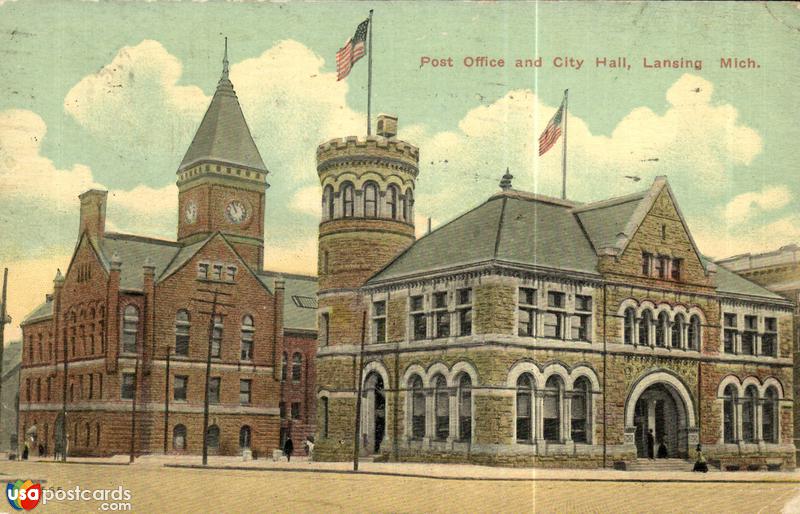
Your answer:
[693,213,800,260]
[264,236,317,275]
[289,185,321,218]
[723,186,791,225]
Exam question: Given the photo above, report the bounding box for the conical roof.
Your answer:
[178,44,266,173]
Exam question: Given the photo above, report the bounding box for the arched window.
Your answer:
[763,387,778,444]
[723,385,737,443]
[386,185,399,220]
[291,353,302,381]
[671,314,684,349]
[239,425,252,449]
[404,188,414,223]
[321,396,329,438]
[571,377,591,443]
[410,375,425,440]
[85,422,91,446]
[456,373,472,442]
[638,310,652,346]
[96,422,101,447]
[122,305,139,354]
[342,182,355,218]
[655,312,669,347]
[240,315,254,361]
[688,315,701,350]
[544,376,563,442]
[433,374,449,441]
[364,182,378,217]
[516,374,534,443]
[742,385,758,443]
[623,308,636,345]
[206,424,220,449]
[281,352,288,382]
[323,185,334,220]
[173,424,187,450]
[175,310,190,357]
[211,315,223,358]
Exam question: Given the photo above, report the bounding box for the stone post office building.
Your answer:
[18,52,318,458]
[314,118,796,469]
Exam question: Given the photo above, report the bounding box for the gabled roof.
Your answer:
[178,65,266,173]
[100,233,182,290]
[573,191,647,252]
[258,271,318,332]
[705,258,785,301]
[21,299,53,326]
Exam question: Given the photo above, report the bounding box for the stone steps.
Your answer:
[627,458,708,472]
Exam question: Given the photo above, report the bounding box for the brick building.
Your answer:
[717,245,800,460]
[18,49,317,458]
[314,117,795,469]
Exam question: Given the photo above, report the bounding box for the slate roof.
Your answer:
[178,71,266,173]
[100,233,182,290]
[368,179,784,302]
[258,271,318,332]
[21,299,53,325]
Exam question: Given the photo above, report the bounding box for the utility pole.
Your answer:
[192,287,232,466]
[0,268,8,444]
[129,344,139,464]
[353,310,367,471]
[163,344,171,454]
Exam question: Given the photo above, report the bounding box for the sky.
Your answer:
[1,1,799,342]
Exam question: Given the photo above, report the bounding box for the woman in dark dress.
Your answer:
[693,444,708,472]
[283,437,294,462]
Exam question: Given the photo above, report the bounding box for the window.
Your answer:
[174,376,188,401]
[518,288,537,337]
[688,315,701,350]
[387,185,399,220]
[175,310,190,357]
[121,373,135,400]
[323,185,334,220]
[543,312,562,339]
[433,374,449,441]
[88,374,93,399]
[209,377,221,404]
[762,317,777,357]
[410,295,426,340]
[655,256,667,279]
[671,314,684,348]
[516,374,534,443]
[457,288,472,336]
[547,291,565,308]
[279,402,286,419]
[173,424,187,450]
[433,292,449,338]
[742,315,757,355]
[639,310,652,346]
[239,379,252,405]
[372,301,386,343]
[122,305,139,354]
[762,387,778,444]
[342,183,355,217]
[571,377,591,443]
[226,266,237,282]
[281,353,288,382]
[211,264,223,281]
[206,425,220,449]
[211,316,223,358]
[642,252,652,276]
[575,295,592,312]
[321,397,329,438]
[410,375,425,440]
[291,402,301,419]
[571,314,590,341]
[364,182,378,217]
[543,376,562,442]
[457,373,472,442]
[197,262,209,279]
[404,189,414,223]
[723,313,737,354]
[655,312,669,347]
[239,425,252,449]
[742,386,757,443]
[292,353,302,382]
[320,313,330,347]
[671,259,682,280]
[623,308,636,345]
[240,315,254,361]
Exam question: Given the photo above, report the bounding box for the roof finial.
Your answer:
[222,36,229,80]
[499,167,513,191]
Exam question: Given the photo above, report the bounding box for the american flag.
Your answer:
[538,99,565,156]
[336,18,370,81]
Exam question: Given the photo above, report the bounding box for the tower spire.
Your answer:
[499,168,513,191]
[222,36,229,80]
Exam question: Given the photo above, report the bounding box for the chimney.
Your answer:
[376,114,398,138]
[79,189,108,240]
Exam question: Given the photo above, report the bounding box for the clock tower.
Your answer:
[176,40,269,269]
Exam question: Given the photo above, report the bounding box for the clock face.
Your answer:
[225,200,248,224]
[184,201,198,224]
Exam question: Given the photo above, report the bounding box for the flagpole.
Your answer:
[367,9,374,136]
[561,89,568,200]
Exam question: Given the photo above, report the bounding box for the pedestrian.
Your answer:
[22,441,29,460]
[693,444,708,473]
[283,437,294,462]
[657,440,668,459]
[646,429,655,460]
[304,437,315,459]
[38,443,44,457]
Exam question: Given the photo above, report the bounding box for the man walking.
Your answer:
[283,437,294,463]
[646,429,655,460]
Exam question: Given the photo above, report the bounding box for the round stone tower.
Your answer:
[315,115,418,460]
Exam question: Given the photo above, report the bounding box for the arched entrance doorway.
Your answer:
[362,372,386,454]
[625,372,696,459]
